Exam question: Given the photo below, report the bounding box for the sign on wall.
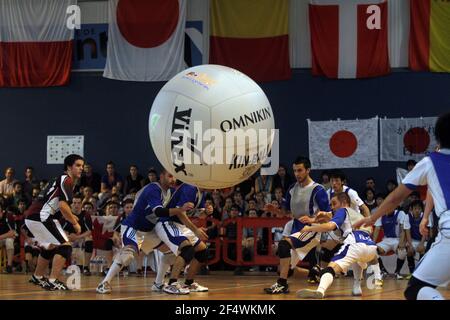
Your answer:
[47,136,84,164]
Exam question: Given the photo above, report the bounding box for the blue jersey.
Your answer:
[331,207,375,246]
[165,183,206,224]
[122,182,173,232]
[375,210,405,238]
[407,212,423,241]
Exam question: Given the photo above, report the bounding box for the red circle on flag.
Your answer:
[117,0,179,48]
[403,127,430,154]
[329,130,358,158]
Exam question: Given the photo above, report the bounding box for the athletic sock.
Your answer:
[317,273,334,296]
[395,258,405,274]
[155,257,171,285]
[34,275,43,280]
[277,278,287,287]
[49,278,56,283]
[102,262,121,284]
[378,258,387,273]
[407,256,415,273]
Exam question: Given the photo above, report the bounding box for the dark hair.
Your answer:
[331,192,351,205]
[293,156,311,169]
[107,200,120,207]
[375,193,385,199]
[106,161,115,168]
[365,188,375,196]
[73,193,83,201]
[406,159,417,168]
[435,112,450,149]
[409,191,421,199]
[25,166,34,171]
[230,204,240,211]
[82,201,94,208]
[409,200,424,211]
[18,197,28,204]
[386,179,398,187]
[330,169,346,181]
[130,164,138,169]
[122,198,134,206]
[320,170,330,178]
[13,181,22,188]
[148,168,157,175]
[366,177,375,182]
[64,154,84,171]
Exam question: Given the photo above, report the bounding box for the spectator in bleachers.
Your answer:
[319,170,331,191]
[32,186,41,201]
[223,204,241,274]
[141,168,158,186]
[255,173,273,203]
[100,161,123,196]
[82,201,96,217]
[0,167,17,198]
[254,192,266,212]
[236,176,255,201]
[246,198,262,216]
[364,188,377,212]
[39,179,49,191]
[80,163,101,194]
[406,159,417,172]
[124,165,143,195]
[221,197,233,220]
[233,191,248,213]
[0,203,16,273]
[386,179,398,195]
[22,166,38,200]
[403,200,427,277]
[273,187,285,204]
[272,165,293,194]
[9,182,26,207]
[242,209,262,271]
[82,186,94,203]
[365,176,377,194]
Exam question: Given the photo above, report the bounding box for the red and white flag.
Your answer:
[380,117,438,162]
[103,0,186,81]
[0,0,74,87]
[309,0,390,79]
[308,117,379,169]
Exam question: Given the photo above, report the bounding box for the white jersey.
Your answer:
[402,149,450,229]
[327,185,365,214]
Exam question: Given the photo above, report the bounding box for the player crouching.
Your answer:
[297,192,378,299]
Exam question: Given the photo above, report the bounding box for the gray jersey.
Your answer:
[283,181,330,219]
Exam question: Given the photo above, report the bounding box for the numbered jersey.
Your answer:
[39,175,74,221]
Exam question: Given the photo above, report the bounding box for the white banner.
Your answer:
[308,117,378,169]
[103,0,186,81]
[47,136,84,164]
[380,117,438,161]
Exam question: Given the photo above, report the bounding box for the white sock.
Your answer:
[49,278,56,283]
[34,275,43,279]
[352,264,363,282]
[372,263,382,280]
[102,262,122,284]
[417,287,444,300]
[317,272,334,295]
[155,253,174,285]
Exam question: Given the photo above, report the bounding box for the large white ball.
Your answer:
[148,64,275,189]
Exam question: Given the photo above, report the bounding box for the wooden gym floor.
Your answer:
[0,270,449,300]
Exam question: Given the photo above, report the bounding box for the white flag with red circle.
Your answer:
[103,0,186,81]
[308,118,379,169]
[380,117,438,162]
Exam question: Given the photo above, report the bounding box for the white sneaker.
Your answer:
[183,282,208,292]
[374,279,383,288]
[151,282,164,292]
[352,282,362,296]
[96,282,112,294]
[163,282,190,295]
[395,273,404,280]
[297,289,324,299]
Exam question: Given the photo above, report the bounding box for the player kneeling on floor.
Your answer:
[297,192,378,299]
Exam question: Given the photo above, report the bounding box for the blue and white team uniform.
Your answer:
[402,150,450,287]
[120,182,172,254]
[403,212,426,251]
[282,181,330,262]
[374,209,406,253]
[155,183,205,255]
[327,185,365,214]
[330,207,378,272]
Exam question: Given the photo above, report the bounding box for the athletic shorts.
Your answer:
[121,225,162,255]
[155,220,200,255]
[25,214,68,249]
[377,237,399,253]
[331,242,378,273]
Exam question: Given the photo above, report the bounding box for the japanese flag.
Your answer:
[308,117,379,169]
[380,117,438,161]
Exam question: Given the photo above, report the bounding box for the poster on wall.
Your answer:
[47,136,84,164]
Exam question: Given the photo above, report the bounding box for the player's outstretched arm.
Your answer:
[301,222,335,233]
[420,191,434,237]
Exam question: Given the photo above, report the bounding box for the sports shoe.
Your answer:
[264,282,289,294]
[163,282,190,295]
[404,274,412,280]
[307,265,322,283]
[29,274,41,285]
[374,279,384,288]
[83,268,91,276]
[183,282,208,292]
[6,266,13,274]
[47,279,69,291]
[96,282,112,294]
[297,289,324,299]
[352,282,362,296]
[151,282,164,292]
[395,273,404,280]
[38,277,53,290]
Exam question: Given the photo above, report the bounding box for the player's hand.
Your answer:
[68,233,78,241]
[73,222,81,234]
[353,216,375,229]
[181,202,195,212]
[419,218,429,237]
[299,216,314,224]
[263,203,278,213]
[301,226,312,233]
[205,204,213,215]
[316,211,332,223]
[195,227,209,241]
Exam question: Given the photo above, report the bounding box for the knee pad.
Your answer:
[404,276,432,300]
[277,240,291,259]
[162,252,176,265]
[397,248,407,260]
[320,248,334,263]
[194,249,208,264]
[114,246,136,267]
[84,240,93,254]
[55,245,72,260]
[320,266,336,277]
[40,248,56,260]
[179,245,195,264]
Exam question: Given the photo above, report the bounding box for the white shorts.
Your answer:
[121,225,162,255]
[155,220,200,255]
[377,237,399,253]
[0,238,14,250]
[413,228,450,287]
[289,231,320,260]
[25,216,68,249]
[331,242,378,273]
[410,240,427,251]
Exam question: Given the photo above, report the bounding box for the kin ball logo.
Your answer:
[182,72,217,90]
[170,106,279,176]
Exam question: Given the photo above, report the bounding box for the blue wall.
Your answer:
[1,70,449,192]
